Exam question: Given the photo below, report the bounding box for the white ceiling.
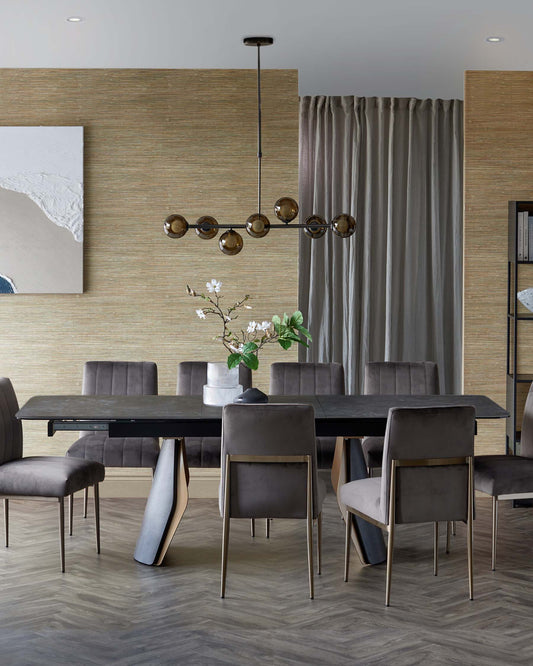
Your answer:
[1,0,532,99]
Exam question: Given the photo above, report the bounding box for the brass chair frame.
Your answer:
[344,455,474,606]
[2,483,101,572]
[221,453,321,599]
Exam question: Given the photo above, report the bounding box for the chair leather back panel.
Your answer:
[269,362,345,396]
[0,377,22,464]
[220,403,320,519]
[82,361,158,396]
[380,405,475,525]
[176,362,252,396]
[364,361,439,396]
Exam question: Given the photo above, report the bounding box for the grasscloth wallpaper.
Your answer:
[464,71,533,454]
[0,69,299,490]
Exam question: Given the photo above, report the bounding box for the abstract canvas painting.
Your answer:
[0,126,83,293]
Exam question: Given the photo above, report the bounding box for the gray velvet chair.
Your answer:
[176,361,252,467]
[341,405,475,606]
[475,382,533,570]
[362,361,440,474]
[219,403,326,599]
[0,377,104,572]
[66,361,159,525]
[269,362,345,468]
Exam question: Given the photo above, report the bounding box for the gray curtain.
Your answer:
[298,96,463,394]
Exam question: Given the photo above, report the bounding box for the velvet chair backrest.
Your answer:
[380,405,475,525]
[0,377,23,464]
[220,403,320,519]
[269,362,345,396]
[82,361,158,396]
[364,361,439,396]
[520,382,533,458]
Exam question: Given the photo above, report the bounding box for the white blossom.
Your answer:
[206,279,222,293]
[259,321,272,331]
[247,321,258,333]
[196,309,206,319]
[244,305,252,309]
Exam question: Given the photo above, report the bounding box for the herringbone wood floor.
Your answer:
[1,487,532,665]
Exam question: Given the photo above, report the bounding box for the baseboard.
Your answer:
[96,468,220,499]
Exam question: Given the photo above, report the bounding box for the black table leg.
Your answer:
[134,438,189,566]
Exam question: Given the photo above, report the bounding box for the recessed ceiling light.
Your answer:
[66,16,83,23]
[486,36,503,43]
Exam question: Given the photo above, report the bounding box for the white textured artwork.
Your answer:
[0,126,83,293]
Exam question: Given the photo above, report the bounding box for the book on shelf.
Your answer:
[518,210,524,260]
[525,211,530,261]
[527,215,533,261]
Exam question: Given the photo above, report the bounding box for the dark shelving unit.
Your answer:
[506,201,533,455]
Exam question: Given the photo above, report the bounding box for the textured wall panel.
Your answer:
[0,69,299,469]
[464,71,533,454]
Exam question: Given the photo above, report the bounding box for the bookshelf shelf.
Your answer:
[507,201,533,454]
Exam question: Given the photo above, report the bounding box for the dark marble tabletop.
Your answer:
[17,393,508,439]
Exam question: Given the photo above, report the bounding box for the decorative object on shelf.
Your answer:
[203,362,243,407]
[164,37,356,255]
[518,288,533,312]
[187,279,311,374]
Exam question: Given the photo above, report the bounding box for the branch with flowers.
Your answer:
[187,279,312,371]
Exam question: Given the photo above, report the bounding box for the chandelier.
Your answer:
[163,36,356,255]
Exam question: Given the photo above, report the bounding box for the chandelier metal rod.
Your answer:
[189,223,332,230]
[256,43,262,217]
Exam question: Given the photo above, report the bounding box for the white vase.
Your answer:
[203,362,243,406]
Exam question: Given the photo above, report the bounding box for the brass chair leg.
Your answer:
[266,518,270,538]
[250,518,255,538]
[491,496,498,571]
[94,484,101,554]
[306,456,314,599]
[317,513,322,575]
[4,498,8,548]
[446,521,451,554]
[344,511,351,582]
[221,455,231,598]
[58,497,65,573]
[434,522,439,575]
[69,494,74,536]
[84,486,88,519]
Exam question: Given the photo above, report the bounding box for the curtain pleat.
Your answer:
[298,96,463,394]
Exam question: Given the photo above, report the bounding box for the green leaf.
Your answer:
[281,331,302,343]
[278,338,292,350]
[290,310,304,327]
[296,324,312,341]
[242,341,258,353]
[271,315,281,326]
[282,313,290,326]
[242,353,259,370]
[227,353,242,369]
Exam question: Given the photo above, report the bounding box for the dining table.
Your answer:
[16,393,508,566]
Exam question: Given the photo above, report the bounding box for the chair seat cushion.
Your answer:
[361,436,384,469]
[340,477,383,524]
[475,455,533,496]
[66,435,159,468]
[0,456,105,498]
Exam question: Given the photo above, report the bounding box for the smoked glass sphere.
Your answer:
[195,216,219,239]
[219,230,244,255]
[304,215,327,239]
[274,197,299,223]
[245,213,270,238]
[163,214,188,238]
[332,213,356,238]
